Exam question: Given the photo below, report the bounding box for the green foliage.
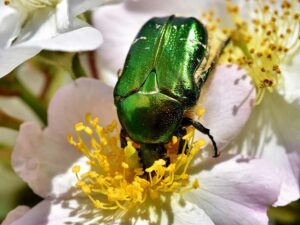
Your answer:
[269,200,300,225]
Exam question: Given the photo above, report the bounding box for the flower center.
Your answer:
[5,0,60,11]
[68,113,205,211]
[219,0,300,104]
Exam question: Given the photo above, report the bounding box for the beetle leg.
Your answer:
[177,126,187,154]
[182,118,219,157]
[120,128,128,148]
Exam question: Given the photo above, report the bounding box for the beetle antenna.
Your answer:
[182,118,219,157]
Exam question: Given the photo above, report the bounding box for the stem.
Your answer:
[88,51,99,79]
[0,88,19,96]
[14,79,47,125]
[39,68,52,100]
[72,53,87,79]
[0,72,46,125]
[0,110,23,130]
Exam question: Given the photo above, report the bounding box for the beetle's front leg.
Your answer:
[177,126,187,154]
[182,118,219,157]
[120,128,128,148]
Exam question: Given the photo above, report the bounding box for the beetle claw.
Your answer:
[213,151,220,158]
[181,117,219,159]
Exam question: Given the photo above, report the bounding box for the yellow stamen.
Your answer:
[197,108,206,118]
[68,113,206,211]
[72,165,81,173]
[220,0,300,104]
[172,136,178,144]
[192,179,200,189]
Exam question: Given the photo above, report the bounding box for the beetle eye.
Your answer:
[117,92,183,144]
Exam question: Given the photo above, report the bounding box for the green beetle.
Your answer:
[114,15,227,168]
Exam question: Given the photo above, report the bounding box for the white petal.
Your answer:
[198,65,255,150]
[124,195,215,225]
[2,205,30,225]
[55,0,70,31]
[185,155,281,225]
[169,197,215,225]
[0,47,41,78]
[0,8,101,78]
[0,7,22,48]
[15,9,60,44]
[279,53,300,107]
[93,0,227,86]
[14,7,102,51]
[232,92,300,205]
[18,25,103,52]
[15,10,102,51]
[58,0,123,31]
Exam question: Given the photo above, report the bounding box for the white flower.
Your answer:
[218,0,300,206]
[92,0,300,207]
[232,63,300,206]
[0,0,122,78]
[3,66,282,224]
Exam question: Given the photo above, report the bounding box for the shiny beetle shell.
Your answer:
[114,15,209,145]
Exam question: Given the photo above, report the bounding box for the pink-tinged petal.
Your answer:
[2,206,30,225]
[275,151,300,206]
[198,65,255,150]
[251,130,299,207]
[287,152,300,200]
[13,78,117,198]
[9,196,214,225]
[9,199,105,225]
[70,0,124,17]
[232,92,300,206]
[92,0,227,86]
[185,155,281,225]
[48,77,117,138]
[12,122,82,198]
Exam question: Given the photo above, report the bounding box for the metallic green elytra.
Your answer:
[114,15,225,168]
